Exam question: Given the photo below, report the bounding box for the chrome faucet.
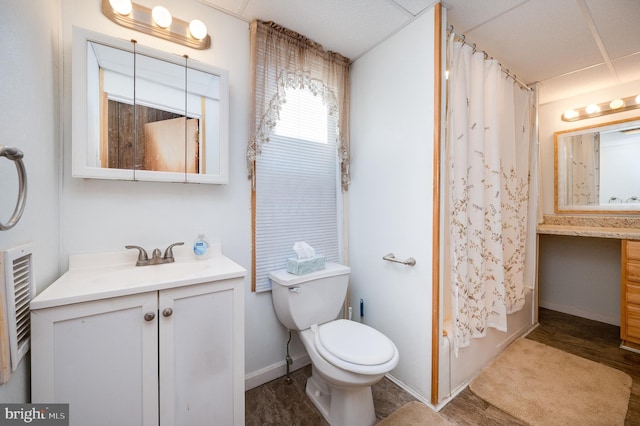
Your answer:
[126,242,184,266]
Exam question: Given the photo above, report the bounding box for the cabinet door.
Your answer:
[31,292,159,426]
[622,240,640,346]
[159,279,244,426]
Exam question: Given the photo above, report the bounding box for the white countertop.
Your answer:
[31,244,246,310]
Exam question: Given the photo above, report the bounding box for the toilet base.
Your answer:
[305,367,377,426]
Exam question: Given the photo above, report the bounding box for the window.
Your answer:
[253,87,342,292]
[247,20,351,292]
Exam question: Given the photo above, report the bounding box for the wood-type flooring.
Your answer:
[246,308,640,425]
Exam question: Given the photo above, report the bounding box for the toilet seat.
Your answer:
[313,319,398,375]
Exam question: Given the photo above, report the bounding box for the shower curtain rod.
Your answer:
[447,25,533,92]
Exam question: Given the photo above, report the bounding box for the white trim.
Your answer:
[539,301,619,326]
[244,353,311,391]
[620,343,640,354]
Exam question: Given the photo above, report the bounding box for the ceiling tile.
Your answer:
[392,0,438,16]
[241,0,410,59]
[199,0,248,16]
[612,53,640,88]
[451,0,603,84]
[443,0,529,33]
[195,0,638,101]
[585,0,640,60]
[538,63,617,104]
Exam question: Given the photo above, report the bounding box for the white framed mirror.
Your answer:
[72,27,229,184]
[554,115,640,213]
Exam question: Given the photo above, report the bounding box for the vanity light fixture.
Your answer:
[102,0,210,50]
[562,94,640,122]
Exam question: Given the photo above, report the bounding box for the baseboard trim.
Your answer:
[539,301,619,326]
[383,373,437,410]
[621,341,640,354]
[244,353,311,391]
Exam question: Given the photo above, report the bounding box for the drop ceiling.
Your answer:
[199,0,640,104]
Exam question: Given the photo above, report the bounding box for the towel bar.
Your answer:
[382,253,416,267]
[0,146,27,231]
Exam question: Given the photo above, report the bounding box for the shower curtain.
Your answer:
[567,133,600,205]
[446,36,536,352]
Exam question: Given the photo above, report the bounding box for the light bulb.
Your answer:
[152,6,172,28]
[109,0,132,15]
[636,94,640,105]
[189,19,208,40]
[563,109,578,120]
[609,99,624,109]
[585,104,600,115]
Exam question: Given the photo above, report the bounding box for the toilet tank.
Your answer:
[269,263,350,331]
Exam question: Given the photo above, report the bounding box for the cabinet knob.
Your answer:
[144,312,156,321]
[162,308,173,317]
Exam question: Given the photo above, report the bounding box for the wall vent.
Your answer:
[0,243,34,382]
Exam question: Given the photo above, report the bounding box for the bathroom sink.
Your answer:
[30,244,247,310]
[90,261,214,287]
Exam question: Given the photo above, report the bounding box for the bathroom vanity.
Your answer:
[30,245,245,426]
[538,216,640,352]
[544,115,640,350]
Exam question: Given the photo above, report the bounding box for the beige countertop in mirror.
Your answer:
[537,215,640,240]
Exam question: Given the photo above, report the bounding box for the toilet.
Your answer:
[269,263,399,426]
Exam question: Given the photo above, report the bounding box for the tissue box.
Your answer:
[287,256,326,275]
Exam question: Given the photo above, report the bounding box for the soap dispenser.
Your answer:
[193,233,210,260]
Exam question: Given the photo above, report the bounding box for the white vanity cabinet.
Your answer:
[31,292,160,425]
[30,247,245,426]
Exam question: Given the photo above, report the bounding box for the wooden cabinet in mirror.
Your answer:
[72,27,229,184]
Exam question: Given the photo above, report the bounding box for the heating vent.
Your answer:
[1,243,34,377]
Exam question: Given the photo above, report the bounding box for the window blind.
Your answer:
[254,88,341,292]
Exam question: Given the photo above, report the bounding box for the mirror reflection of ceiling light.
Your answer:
[562,94,640,122]
[102,0,210,50]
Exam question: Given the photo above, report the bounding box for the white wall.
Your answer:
[0,0,61,402]
[57,0,302,392]
[349,8,436,401]
[539,234,620,325]
[349,6,536,405]
[599,131,640,204]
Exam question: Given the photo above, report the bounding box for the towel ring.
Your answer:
[0,146,27,231]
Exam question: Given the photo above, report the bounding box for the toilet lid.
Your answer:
[316,319,396,366]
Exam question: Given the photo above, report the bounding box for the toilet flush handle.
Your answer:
[289,287,301,293]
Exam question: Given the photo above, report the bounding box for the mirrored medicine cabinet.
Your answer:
[72,27,229,184]
[554,115,640,213]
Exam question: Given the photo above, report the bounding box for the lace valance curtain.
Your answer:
[246,20,351,191]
